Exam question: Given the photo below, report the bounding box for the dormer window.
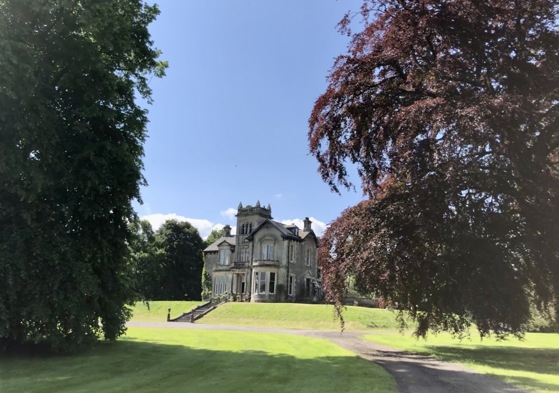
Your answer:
[219,247,231,265]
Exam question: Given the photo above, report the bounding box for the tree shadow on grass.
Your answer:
[0,339,394,393]
[422,345,559,392]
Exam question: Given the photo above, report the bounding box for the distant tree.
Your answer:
[204,227,225,248]
[0,0,166,351]
[128,219,165,300]
[155,220,205,300]
[309,0,559,337]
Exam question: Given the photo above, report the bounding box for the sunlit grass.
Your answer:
[197,302,406,331]
[128,300,204,322]
[363,331,559,393]
[0,328,396,393]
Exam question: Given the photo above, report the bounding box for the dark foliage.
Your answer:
[129,219,205,301]
[154,220,205,301]
[310,0,559,337]
[0,0,165,351]
[128,218,163,300]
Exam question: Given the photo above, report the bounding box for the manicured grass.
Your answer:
[0,327,396,393]
[363,332,559,393]
[128,300,205,322]
[198,302,405,330]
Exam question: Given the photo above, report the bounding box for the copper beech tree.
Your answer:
[310,0,559,336]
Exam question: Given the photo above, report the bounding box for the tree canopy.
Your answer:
[128,218,164,300]
[154,220,205,300]
[309,0,559,337]
[0,0,166,351]
[205,227,225,248]
[129,219,205,301]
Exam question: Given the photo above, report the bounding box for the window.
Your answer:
[305,249,312,266]
[288,274,295,296]
[288,243,295,263]
[219,248,230,265]
[240,247,250,262]
[262,244,274,260]
[259,272,266,293]
[241,223,253,235]
[269,273,276,294]
[254,271,275,294]
[254,271,267,294]
[213,276,228,296]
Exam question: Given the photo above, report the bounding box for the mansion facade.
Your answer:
[203,201,320,302]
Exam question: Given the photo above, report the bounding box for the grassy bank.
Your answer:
[128,300,204,322]
[197,302,405,330]
[0,327,396,393]
[364,332,559,393]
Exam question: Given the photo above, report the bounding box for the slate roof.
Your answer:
[203,236,236,252]
[245,219,316,243]
[203,219,317,253]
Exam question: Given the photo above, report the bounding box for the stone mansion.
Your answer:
[203,201,320,302]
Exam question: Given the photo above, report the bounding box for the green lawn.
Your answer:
[198,302,405,330]
[364,332,559,393]
[128,300,205,322]
[0,327,396,393]
[6,302,555,393]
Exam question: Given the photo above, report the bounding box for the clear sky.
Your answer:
[137,0,364,238]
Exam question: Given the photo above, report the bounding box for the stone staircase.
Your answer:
[168,300,223,323]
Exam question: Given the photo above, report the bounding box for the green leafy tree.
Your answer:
[204,227,225,248]
[128,219,165,300]
[310,0,559,337]
[0,0,166,351]
[200,262,212,301]
[155,220,205,300]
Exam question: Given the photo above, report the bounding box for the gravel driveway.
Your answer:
[127,321,527,393]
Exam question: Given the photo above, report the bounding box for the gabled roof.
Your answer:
[299,230,315,240]
[245,219,308,242]
[203,236,236,252]
[204,219,318,252]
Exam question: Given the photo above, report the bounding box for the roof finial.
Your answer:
[238,201,243,209]
[256,200,261,207]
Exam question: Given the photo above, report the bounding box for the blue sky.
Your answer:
[137,0,364,238]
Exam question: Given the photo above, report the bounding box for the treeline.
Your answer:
[128,219,205,301]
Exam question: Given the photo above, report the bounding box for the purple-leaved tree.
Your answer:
[310,0,559,337]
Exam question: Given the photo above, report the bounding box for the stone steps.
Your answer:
[168,301,223,323]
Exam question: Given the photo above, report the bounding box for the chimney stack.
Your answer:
[224,225,232,237]
[303,217,312,231]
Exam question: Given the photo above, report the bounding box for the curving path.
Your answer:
[127,321,527,393]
